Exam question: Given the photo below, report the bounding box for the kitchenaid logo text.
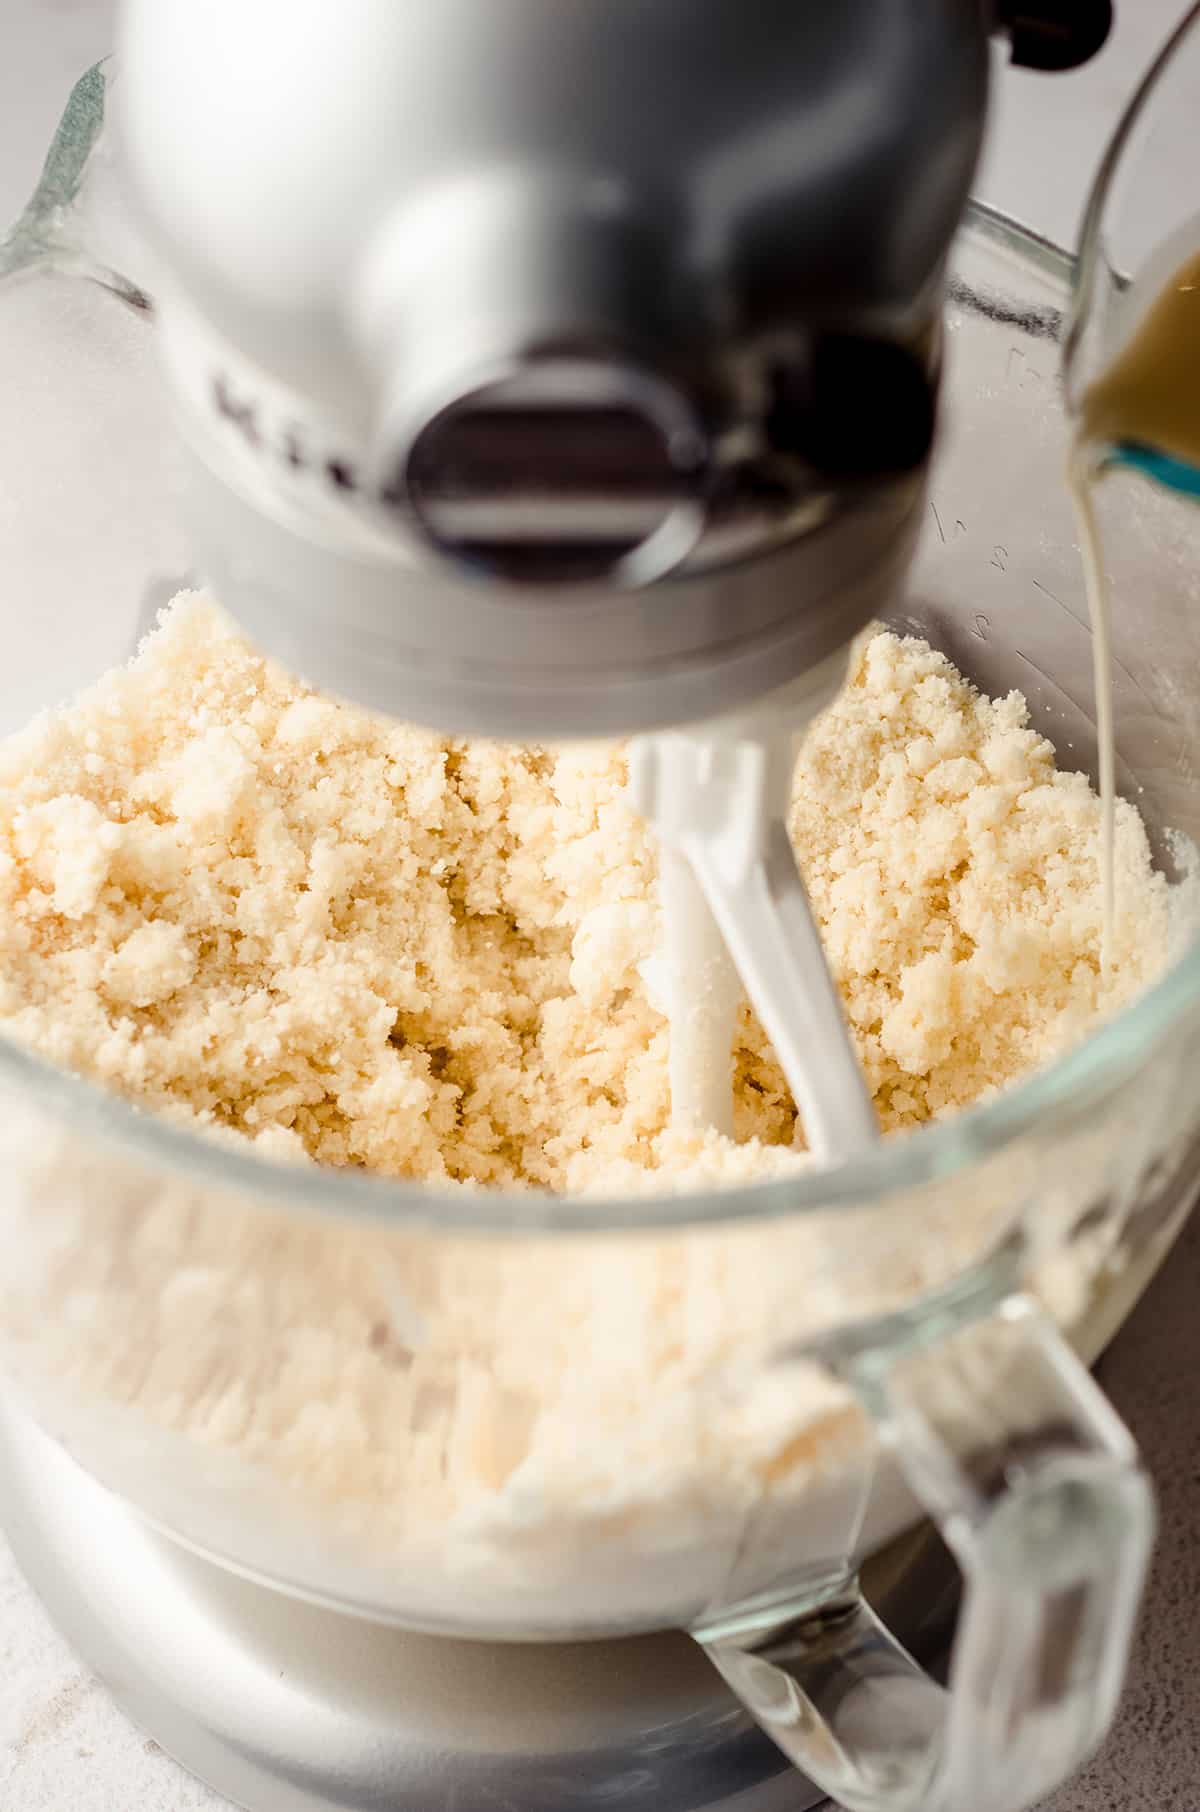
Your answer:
[210,372,405,512]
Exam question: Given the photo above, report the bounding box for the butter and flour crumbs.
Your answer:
[0,593,1171,1191]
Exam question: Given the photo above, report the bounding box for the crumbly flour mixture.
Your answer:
[0,593,1179,1630]
[0,594,1172,1188]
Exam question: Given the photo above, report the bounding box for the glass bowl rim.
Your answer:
[2,201,1196,1236]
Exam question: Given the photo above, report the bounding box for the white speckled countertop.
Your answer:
[0,2,1197,1807]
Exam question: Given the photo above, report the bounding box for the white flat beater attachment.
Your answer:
[628,651,879,1165]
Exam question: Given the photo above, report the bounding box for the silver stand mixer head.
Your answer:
[118,0,983,738]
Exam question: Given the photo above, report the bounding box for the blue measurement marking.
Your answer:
[1112,441,1200,498]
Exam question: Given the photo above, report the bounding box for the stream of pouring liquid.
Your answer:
[1066,460,1115,972]
[1070,247,1200,973]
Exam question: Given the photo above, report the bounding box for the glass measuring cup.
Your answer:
[1064,0,1200,496]
[0,60,1198,1812]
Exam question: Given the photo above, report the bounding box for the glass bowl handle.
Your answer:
[697,1296,1154,1812]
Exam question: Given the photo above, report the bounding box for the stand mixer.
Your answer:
[18,6,1200,1812]
[112,0,1109,1160]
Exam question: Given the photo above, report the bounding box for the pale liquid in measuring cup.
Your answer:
[1070,248,1200,970]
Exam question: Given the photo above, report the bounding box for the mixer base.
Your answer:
[0,1395,821,1812]
[0,1394,961,1812]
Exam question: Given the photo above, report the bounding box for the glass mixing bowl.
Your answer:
[2,64,1200,1812]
